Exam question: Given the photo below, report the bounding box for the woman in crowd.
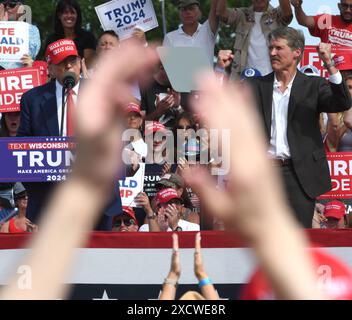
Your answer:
[0,112,21,137]
[44,0,96,68]
[0,188,37,233]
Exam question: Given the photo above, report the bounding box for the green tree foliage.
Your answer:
[26,0,251,57]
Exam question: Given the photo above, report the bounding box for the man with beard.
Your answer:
[292,0,352,49]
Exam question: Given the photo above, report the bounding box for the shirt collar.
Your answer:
[178,23,202,35]
[273,72,297,90]
[55,78,80,95]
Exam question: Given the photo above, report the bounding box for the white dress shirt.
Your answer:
[55,79,80,136]
[268,71,343,159]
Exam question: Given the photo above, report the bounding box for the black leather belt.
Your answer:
[272,158,293,167]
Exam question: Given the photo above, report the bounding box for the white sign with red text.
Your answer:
[119,163,145,207]
[301,45,352,78]
[319,152,352,199]
[0,68,44,113]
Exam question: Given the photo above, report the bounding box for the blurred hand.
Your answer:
[73,41,158,191]
[81,58,90,79]
[187,72,290,239]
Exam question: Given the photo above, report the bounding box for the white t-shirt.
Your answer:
[246,12,272,76]
[139,219,200,232]
[163,20,216,66]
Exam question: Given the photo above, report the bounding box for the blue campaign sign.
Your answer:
[0,136,76,182]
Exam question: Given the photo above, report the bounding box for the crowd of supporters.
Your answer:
[0,0,352,233]
[2,0,352,301]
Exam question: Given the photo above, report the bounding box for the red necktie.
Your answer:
[66,88,75,136]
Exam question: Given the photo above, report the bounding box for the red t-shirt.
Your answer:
[310,14,352,47]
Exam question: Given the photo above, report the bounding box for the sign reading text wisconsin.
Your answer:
[0,137,76,182]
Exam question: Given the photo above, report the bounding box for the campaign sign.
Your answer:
[0,137,76,182]
[318,152,352,199]
[301,45,352,78]
[95,0,158,40]
[32,60,48,85]
[0,22,29,62]
[0,67,43,113]
[119,163,145,207]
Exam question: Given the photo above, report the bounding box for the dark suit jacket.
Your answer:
[249,71,352,199]
[18,81,59,137]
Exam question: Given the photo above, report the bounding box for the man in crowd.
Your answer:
[292,0,352,72]
[112,207,139,232]
[141,63,184,128]
[292,0,352,47]
[248,27,351,228]
[216,0,293,79]
[163,0,219,66]
[139,188,200,232]
[323,200,347,229]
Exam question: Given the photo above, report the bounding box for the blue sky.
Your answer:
[271,0,339,44]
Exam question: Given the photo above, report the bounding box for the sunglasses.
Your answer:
[340,3,352,10]
[114,218,135,228]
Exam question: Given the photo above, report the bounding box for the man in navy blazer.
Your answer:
[17,39,121,229]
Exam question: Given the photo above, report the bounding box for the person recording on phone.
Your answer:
[141,62,186,129]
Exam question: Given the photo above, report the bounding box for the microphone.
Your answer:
[60,72,77,136]
[63,71,76,89]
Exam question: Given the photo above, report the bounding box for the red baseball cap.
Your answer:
[145,121,166,136]
[324,201,346,220]
[113,206,138,226]
[126,102,142,116]
[45,39,79,65]
[241,248,352,300]
[156,188,181,205]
